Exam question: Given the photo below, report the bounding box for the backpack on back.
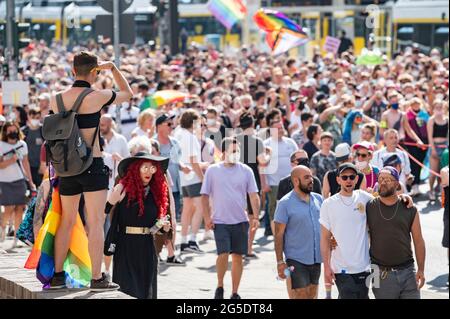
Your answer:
[42,88,97,177]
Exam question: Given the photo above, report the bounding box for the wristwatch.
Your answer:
[277,260,285,265]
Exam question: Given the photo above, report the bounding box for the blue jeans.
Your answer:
[172,191,182,222]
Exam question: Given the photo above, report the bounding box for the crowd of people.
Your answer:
[0,38,448,299]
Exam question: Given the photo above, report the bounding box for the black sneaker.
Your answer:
[90,273,120,292]
[214,287,224,299]
[166,255,185,266]
[185,241,204,254]
[264,228,273,237]
[230,293,241,299]
[45,271,66,290]
[180,242,190,253]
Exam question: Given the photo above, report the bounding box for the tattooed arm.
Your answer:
[33,179,50,241]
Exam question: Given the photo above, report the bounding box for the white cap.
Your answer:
[335,143,351,162]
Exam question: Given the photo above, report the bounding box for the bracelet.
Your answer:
[104,202,114,215]
[277,260,285,265]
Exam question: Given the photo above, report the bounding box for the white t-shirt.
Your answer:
[319,190,373,274]
[289,112,303,134]
[104,131,131,159]
[131,127,150,138]
[108,104,140,141]
[0,140,28,182]
[175,128,202,187]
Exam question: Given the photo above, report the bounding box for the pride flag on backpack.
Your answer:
[24,185,92,288]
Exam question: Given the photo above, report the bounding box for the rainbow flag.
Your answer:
[24,186,92,288]
[254,9,308,55]
[207,0,247,30]
[213,146,223,163]
[141,90,190,111]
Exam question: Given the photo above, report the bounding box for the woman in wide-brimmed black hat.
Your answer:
[105,151,170,299]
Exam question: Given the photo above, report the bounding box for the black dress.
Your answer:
[112,190,158,299]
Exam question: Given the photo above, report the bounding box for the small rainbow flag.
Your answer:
[141,90,190,111]
[254,9,308,55]
[24,185,92,288]
[207,0,247,30]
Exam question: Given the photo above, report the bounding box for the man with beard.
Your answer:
[274,165,323,299]
[366,167,425,299]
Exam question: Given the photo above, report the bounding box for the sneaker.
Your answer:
[214,287,224,299]
[230,293,241,299]
[104,272,112,283]
[90,273,120,292]
[409,185,420,197]
[429,191,436,201]
[245,253,257,259]
[185,241,204,254]
[180,242,190,253]
[203,230,214,241]
[264,228,273,237]
[45,271,67,290]
[166,255,185,266]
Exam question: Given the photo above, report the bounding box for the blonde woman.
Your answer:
[427,100,449,200]
[131,109,156,139]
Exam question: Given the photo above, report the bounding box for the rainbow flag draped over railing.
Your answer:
[24,186,92,288]
[207,0,247,30]
[254,9,309,55]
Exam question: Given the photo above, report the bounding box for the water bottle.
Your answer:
[276,266,295,281]
[325,284,332,299]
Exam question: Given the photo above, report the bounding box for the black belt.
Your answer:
[375,262,414,272]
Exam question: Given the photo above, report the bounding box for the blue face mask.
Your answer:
[391,103,399,110]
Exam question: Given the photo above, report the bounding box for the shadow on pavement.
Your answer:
[427,274,449,294]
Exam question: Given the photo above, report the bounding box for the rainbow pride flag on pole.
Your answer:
[24,185,92,288]
[207,0,247,30]
[254,9,309,55]
[141,90,190,111]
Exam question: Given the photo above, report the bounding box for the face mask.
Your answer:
[434,110,444,116]
[30,119,40,127]
[9,113,17,121]
[355,160,368,171]
[215,105,224,113]
[7,132,19,140]
[436,93,445,100]
[227,152,241,164]
[412,70,420,78]
[405,93,414,100]
[355,100,363,108]
[207,119,216,127]
[391,103,399,110]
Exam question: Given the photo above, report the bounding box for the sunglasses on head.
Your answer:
[340,174,357,181]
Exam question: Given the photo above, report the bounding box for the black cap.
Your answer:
[382,153,402,167]
[338,163,358,176]
[156,113,176,126]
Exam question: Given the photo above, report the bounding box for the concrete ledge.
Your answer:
[0,253,134,299]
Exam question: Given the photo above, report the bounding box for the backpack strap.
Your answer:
[71,88,94,113]
[56,93,66,113]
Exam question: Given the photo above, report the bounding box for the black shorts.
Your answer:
[443,217,449,248]
[286,259,321,289]
[335,272,370,299]
[182,183,202,198]
[59,158,109,196]
[214,222,249,255]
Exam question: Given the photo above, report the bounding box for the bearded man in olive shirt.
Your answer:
[366,167,426,299]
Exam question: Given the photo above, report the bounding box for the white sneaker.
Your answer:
[429,191,436,201]
[203,230,214,241]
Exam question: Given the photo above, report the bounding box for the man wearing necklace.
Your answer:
[366,167,425,299]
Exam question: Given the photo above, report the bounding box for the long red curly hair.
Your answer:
[120,159,168,218]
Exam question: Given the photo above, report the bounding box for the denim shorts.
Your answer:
[213,222,249,255]
[59,158,109,196]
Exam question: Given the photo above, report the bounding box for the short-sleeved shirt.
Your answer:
[201,162,258,225]
[274,191,323,265]
[175,128,202,187]
[158,137,182,193]
[23,126,43,168]
[263,137,298,186]
[104,131,130,159]
[310,151,337,183]
[319,190,373,274]
[0,140,28,182]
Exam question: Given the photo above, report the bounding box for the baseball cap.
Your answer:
[156,113,176,126]
[338,163,358,176]
[379,166,400,182]
[382,153,402,167]
[352,141,374,152]
[335,143,351,162]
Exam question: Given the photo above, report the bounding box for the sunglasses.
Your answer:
[340,174,357,181]
[356,152,368,159]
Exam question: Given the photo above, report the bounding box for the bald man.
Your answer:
[100,114,130,159]
[274,165,324,299]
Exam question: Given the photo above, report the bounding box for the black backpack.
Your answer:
[42,88,97,177]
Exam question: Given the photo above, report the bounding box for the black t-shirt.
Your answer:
[366,197,416,267]
[277,175,322,200]
[303,141,319,161]
[236,133,264,190]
